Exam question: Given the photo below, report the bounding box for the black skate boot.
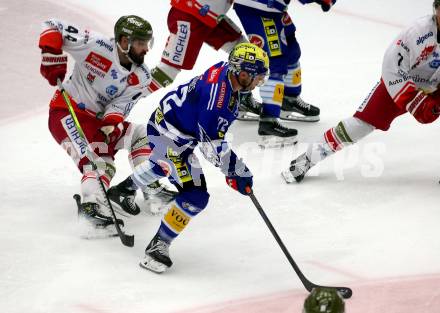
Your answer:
[139,234,172,273]
[258,116,298,148]
[77,201,124,239]
[237,92,262,121]
[281,95,320,122]
[107,185,140,216]
[143,181,178,215]
[281,152,312,183]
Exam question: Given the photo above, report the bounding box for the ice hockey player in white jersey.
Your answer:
[282,1,440,183]
[39,15,173,237]
[147,0,248,93]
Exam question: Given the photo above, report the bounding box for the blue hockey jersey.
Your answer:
[152,61,242,174]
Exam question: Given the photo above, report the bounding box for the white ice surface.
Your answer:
[1,0,440,312]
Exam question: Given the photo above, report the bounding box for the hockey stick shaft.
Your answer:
[56,79,134,247]
[245,187,352,299]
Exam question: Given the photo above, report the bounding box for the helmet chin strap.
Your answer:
[117,41,135,64]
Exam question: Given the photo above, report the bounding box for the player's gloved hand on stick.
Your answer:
[97,123,124,144]
[39,30,67,86]
[225,162,253,195]
[407,90,440,124]
[317,0,336,12]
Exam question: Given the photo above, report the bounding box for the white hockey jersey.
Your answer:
[41,19,151,123]
[171,0,234,27]
[382,15,440,109]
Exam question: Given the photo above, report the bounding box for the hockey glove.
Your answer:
[39,30,67,86]
[98,123,124,144]
[317,0,336,12]
[40,51,67,86]
[225,163,253,195]
[406,91,440,124]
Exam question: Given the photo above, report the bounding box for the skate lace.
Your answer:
[149,239,170,257]
[126,196,136,210]
[296,97,311,109]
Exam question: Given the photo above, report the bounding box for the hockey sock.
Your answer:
[260,76,284,117]
[284,62,302,97]
[156,200,197,243]
[81,163,115,203]
[129,136,151,168]
[148,63,180,93]
[306,117,375,165]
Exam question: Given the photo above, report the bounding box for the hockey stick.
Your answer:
[245,187,353,299]
[56,79,134,247]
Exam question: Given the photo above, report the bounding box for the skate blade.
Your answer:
[139,255,168,273]
[258,136,298,149]
[280,111,320,122]
[237,112,259,121]
[97,198,133,218]
[281,170,296,184]
[77,217,119,239]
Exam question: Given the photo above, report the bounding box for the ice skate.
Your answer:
[139,234,173,273]
[258,117,298,149]
[237,92,261,121]
[77,200,124,239]
[107,185,140,216]
[142,181,178,215]
[281,153,312,183]
[280,95,320,122]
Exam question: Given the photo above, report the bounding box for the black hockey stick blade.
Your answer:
[246,188,353,299]
[73,194,134,247]
[306,283,352,299]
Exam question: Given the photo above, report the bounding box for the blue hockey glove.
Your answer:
[225,164,253,195]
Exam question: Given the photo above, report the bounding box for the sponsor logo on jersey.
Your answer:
[388,78,403,86]
[187,76,199,93]
[106,85,118,97]
[123,101,135,116]
[84,63,105,78]
[97,93,110,105]
[96,39,113,52]
[216,82,227,109]
[166,21,190,66]
[84,29,90,44]
[199,4,210,16]
[86,72,96,84]
[429,59,440,69]
[110,69,118,80]
[138,65,151,80]
[281,12,293,26]
[85,52,112,73]
[412,45,436,69]
[155,108,164,124]
[416,32,433,45]
[396,39,410,53]
[208,66,222,83]
[249,34,265,48]
[127,72,140,86]
[228,92,237,113]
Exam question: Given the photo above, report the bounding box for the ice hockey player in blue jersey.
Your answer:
[111,43,269,273]
[233,0,337,134]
